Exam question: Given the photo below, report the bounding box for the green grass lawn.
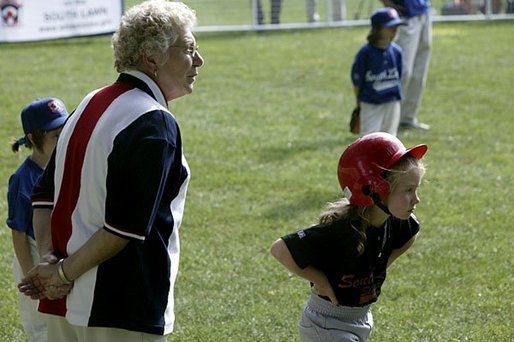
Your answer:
[1,19,513,341]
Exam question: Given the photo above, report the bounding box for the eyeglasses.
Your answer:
[171,44,199,58]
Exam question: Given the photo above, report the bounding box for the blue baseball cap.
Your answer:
[21,98,69,134]
[371,8,406,27]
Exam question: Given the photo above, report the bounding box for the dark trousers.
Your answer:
[256,0,283,24]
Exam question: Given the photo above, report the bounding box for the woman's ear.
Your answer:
[142,54,158,77]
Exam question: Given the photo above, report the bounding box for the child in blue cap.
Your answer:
[350,7,406,136]
[7,97,69,341]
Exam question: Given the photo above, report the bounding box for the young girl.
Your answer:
[6,97,68,342]
[271,132,427,341]
[351,8,406,136]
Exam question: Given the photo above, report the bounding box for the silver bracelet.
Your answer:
[57,259,73,285]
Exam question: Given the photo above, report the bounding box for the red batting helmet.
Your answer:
[337,132,427,206]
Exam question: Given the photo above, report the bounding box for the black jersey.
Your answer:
[282,215,419,307]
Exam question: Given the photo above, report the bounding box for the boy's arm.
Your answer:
[270,238,339,305]
[11,231,35,276]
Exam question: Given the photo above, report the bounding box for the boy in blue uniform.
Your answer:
[7,97,69,341]
[351,8,406,136]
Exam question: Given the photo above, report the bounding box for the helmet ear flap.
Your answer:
[361,185,372,196]
[361,178,390,203]
[362,180,392,215]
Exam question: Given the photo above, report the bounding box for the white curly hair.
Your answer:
[112,0,197,72]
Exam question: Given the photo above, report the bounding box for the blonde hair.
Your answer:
[384,156,426,192]
[112,0,197,72]
[320,155,425,255]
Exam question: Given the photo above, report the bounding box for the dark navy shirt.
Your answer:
[351,43,403,105]
[282,215,420,307]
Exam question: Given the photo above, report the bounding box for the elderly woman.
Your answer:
[18,1,204,341]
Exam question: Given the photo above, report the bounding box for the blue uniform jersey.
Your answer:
[351,42,403,105]
[389,0,430,17]
[7,157,43,240]
[32,71,190,335]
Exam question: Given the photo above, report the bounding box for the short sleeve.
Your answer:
[391,214,420,249]
[282,224,337,269]
[351,46,367,87]
[6,173,31,232]
[104,111,178,241]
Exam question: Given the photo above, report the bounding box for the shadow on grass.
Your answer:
[254,134,356,164]
[263,188,338,221]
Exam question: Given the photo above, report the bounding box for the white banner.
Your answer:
[0,0,123,42]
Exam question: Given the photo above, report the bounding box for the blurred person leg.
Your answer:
[250,0,264,25]
[332,0,346,21]
[271,0,282,24]
[306,0,320,22]
[396,14,432,129]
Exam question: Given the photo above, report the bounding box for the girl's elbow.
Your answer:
[270,238,284,259]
